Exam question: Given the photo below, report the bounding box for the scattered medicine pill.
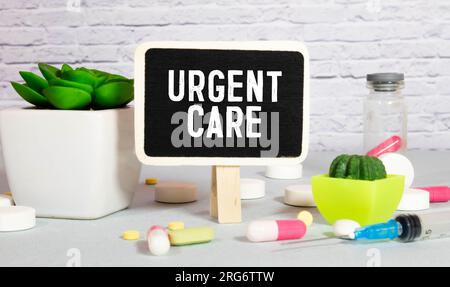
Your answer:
[333,220,361,237]
[247,220,307,242]
[265,165,302,179]
[168,221,185,231]
[379,153,414,188]
[240,178,265,200]
[0,206,36,232]
[0,194,14,207]
[155,181,198,203]
[397,188,430,211]
[122,230,140,240]
[4,192,12,196]
[416,186,450,203]
[169,227,214,246]
[284,184,316,207]
[366,135,402,158]
[297,211,313,226]
[145,178,158,185]
[147,226,170,256]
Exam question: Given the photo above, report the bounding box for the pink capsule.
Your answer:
[366,135,403,158]
[246,219,307,242]
[416,186,450,203]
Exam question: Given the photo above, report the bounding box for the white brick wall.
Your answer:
[1,0,450,164]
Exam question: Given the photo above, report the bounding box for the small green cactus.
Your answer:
[329,154,387,181]
[11,63,134,110]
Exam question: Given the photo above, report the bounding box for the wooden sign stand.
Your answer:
[134,41,310,225]
[210,166,242,223]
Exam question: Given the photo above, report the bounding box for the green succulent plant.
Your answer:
[11,63,134,110]
[329,154,387,181]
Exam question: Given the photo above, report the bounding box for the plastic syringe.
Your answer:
[351,211,450,242]
[279,211,450,251]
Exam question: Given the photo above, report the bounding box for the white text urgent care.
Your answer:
[168,70,282,139]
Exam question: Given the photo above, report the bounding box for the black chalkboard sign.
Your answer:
[135,42,309,165]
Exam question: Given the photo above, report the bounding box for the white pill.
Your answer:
[333,219,361,237]
[0,194,14,207]
[284,184,316,207]
[265,164,302,179]
[147,228,170,256]
[240,178,265,200]
[155,181,197,203]
[379,153,414,188]
[0,206,36,232]
[397,188,430,211]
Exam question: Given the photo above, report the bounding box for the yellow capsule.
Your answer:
[168,221,185,231]
[145,178,158,185]
[297,210,314,226]
[122,230,140,241]
[4,192,12,196]
[169,227,214,246]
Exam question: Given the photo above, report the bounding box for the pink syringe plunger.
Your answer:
[366,135,403,158]
[417,186,450,203]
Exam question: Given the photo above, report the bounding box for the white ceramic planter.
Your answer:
[0,107,141,219]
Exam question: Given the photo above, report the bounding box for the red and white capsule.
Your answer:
[366,135,403,158]
[246,219,307,242]
[417,186,450,203]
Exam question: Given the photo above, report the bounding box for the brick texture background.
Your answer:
[1,0,449,167]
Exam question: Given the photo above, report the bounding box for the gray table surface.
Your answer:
[0,151,449,267]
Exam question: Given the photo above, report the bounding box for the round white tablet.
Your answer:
[0,194,14,207]
[284,184,316,207]
[333,219,361,237]
[397,188,430,211]
[155,181,198,203]
[0,206,36,232]
[265,164,302,180]
[240,178,265,200]
[379,153,414,188]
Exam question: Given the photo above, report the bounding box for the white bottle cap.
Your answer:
[0,206,36,232]
[265,164,302,179]
[240,178,265,200]
[379,153,414,188]
[397,188,430,211]
[284,184,316,207]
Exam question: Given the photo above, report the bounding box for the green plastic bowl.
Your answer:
[312,174,405,226]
